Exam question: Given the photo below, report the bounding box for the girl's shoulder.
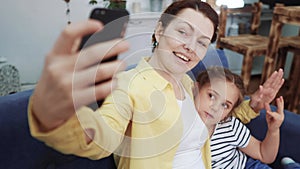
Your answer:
[215,116,247,133]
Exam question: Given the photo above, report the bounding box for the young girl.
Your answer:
[194,66,285,169]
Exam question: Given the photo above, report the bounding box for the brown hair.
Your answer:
[152,0,219,49]
[196,66,245,118]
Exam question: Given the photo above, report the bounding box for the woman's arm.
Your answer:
[28,20,131,159]
[30,20,128,132]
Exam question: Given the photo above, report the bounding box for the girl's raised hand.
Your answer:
[264,96,285,132]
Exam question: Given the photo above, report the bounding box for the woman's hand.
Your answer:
[31,20,129,131]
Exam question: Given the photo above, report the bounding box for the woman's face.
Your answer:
[153,8,214,75]
[194,79,240,127]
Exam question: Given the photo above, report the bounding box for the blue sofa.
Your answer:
[1,49,299,169]
[247,109,300,169]
[0,89,117,169]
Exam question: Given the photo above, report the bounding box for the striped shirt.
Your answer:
[210,117,251,169]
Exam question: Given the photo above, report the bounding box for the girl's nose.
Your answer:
[209,103,219,112]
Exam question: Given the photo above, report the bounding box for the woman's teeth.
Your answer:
[175,53,190,62]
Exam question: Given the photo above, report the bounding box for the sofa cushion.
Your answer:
[0,90,116,169]
[246,106,300,169]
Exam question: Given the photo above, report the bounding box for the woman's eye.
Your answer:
[178,29,187,35]
[198,40,208,47]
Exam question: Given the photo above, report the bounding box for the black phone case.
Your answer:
[80,8,129,109]
[79,8,129,54]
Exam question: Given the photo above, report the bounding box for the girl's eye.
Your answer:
[209,93,215,100]
[221,103,229,109]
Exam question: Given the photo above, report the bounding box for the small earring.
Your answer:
[153,41,159,47]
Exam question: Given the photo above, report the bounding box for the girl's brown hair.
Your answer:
[152,0,219,49]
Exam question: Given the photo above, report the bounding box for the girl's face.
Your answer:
[195,79,240,127]
[152,8,214,75]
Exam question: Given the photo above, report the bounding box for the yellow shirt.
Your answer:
[28,58,258,169]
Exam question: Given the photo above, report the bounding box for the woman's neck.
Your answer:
[148,54,184,83]
[148,56,185,100]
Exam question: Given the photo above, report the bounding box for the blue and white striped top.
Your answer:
[211,116,251,169]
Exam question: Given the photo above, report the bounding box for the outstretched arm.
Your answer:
[240,97,284,163]
[30,20,129,132]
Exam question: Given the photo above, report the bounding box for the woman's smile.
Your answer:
[173,51,192,62]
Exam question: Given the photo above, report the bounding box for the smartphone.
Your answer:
[80,8,129,109]
[79,8,129,62]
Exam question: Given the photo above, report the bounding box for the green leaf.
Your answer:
[89,0,98,5]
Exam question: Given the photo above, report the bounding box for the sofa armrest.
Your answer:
[0,90,116,169]
[246,106,300,169]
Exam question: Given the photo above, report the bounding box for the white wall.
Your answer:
[0,0,104,85]
[0,0,156,86]
[1,0,298,85]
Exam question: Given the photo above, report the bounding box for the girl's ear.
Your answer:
[154,21,164,43]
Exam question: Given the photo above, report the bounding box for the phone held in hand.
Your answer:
[80,8,129,109]
[79,8,130,62]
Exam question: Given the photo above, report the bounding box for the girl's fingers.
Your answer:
[266,97,284,120]
[259,85,264,99]
[263,70,278,88]
[270,69,284,89]
[264,69,284,90]
[273,79,284,92]
[276,96,284,115]
[263,71,277,88]
[266,109,275,118]
[264,102,271,113]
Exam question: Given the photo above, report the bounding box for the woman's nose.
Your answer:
[184,39,196,52]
